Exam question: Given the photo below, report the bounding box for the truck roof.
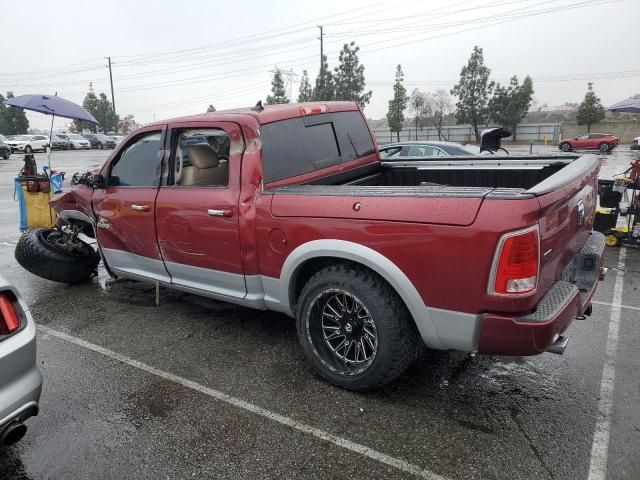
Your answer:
[152,101,361,127]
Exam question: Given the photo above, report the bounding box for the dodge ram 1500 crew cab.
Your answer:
[16,101,606,390]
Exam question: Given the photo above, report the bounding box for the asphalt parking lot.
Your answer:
[0,146,639,479]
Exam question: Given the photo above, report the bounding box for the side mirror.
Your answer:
[90,174,106,188]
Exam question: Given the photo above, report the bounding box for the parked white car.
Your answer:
[5,135,50,153]
[66,134,91,150]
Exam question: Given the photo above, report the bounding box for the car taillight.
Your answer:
[489,226,539,296]
[0,293,19,334]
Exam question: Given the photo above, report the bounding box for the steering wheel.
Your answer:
[175,146,184,184]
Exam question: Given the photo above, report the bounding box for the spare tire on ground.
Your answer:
[15,228,100,284]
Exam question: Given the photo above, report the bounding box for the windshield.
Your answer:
[96,134,109,140]
[12,135,31,141]
[68,134,85,140]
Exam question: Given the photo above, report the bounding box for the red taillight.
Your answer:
[0,293,19,334]
[490,227,539,296]
[299,104,328,116]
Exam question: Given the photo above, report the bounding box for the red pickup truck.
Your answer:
[16,101,606,390]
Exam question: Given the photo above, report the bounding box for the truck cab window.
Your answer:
[109,132,162,187]
[173,129,230,187]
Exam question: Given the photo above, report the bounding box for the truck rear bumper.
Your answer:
[477,232,606,356]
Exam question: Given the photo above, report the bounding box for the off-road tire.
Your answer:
[15,228,100,284]
[296,264,421,391]
[559,142,571,152]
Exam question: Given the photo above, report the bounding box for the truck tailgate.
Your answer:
[530,155,600,299]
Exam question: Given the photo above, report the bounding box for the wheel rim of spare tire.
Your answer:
[306,288,378,376]
[37,229,92,257]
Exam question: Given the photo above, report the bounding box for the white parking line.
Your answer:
[592,300,640,312]
[587,248,627,480]
[38,324,448,480]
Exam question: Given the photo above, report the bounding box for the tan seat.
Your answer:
[179,144,228,186]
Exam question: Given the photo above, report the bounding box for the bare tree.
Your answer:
[409,89,429,140]
[425,89,453,140]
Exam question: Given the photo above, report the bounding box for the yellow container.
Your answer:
[21,185,56,229]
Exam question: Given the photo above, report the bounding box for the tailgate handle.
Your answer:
[131,204,150,212]
[207,208,232,217]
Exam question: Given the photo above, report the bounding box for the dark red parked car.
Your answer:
[559,133,619,153]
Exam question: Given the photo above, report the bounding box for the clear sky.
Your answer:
[1,0,637,130]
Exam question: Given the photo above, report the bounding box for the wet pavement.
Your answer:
[0,147,639,479]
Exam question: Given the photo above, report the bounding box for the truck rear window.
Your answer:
[261,111,375,183]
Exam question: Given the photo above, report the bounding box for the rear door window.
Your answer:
[261,111,375,183]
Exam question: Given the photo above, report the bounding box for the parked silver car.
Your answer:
[379,141,479,159]
[0,274,42,446]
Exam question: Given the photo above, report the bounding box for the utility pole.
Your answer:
[106,57,116,116]
[317,26,324,70]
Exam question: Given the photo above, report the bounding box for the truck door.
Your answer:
[155,122,246,299]
[92,126,169,282]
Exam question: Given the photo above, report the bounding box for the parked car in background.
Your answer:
[110,135,124,144]
[559,133,618,153]
[83,133,116,149]
[66,134,91,150]
[630,136,640,151]
[379,141,478,159]
[0,274,42,447]
[5,135,50,153]
[51,134,71,150]
[0,134,11,159]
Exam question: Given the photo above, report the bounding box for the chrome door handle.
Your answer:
[131,204,150,212]
[207,208,232,217]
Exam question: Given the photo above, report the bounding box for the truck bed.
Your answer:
[283,154,594,197]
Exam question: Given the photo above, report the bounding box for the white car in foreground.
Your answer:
[66,134,91,150]
[6,135,50,153]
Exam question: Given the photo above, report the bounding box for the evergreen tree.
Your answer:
[386,65,408,142]
[313,55,335,101]
[74,84,99,133]
[451,46,493,142]
[0,94,8,134]
[95,93,119,133]
[297,70,313,102]
[577,82,606,132]
[488,75,534,140]
[206,104,216,112]
[333,42,372,107]
[1,92,30,135]
[266,69,289,105]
